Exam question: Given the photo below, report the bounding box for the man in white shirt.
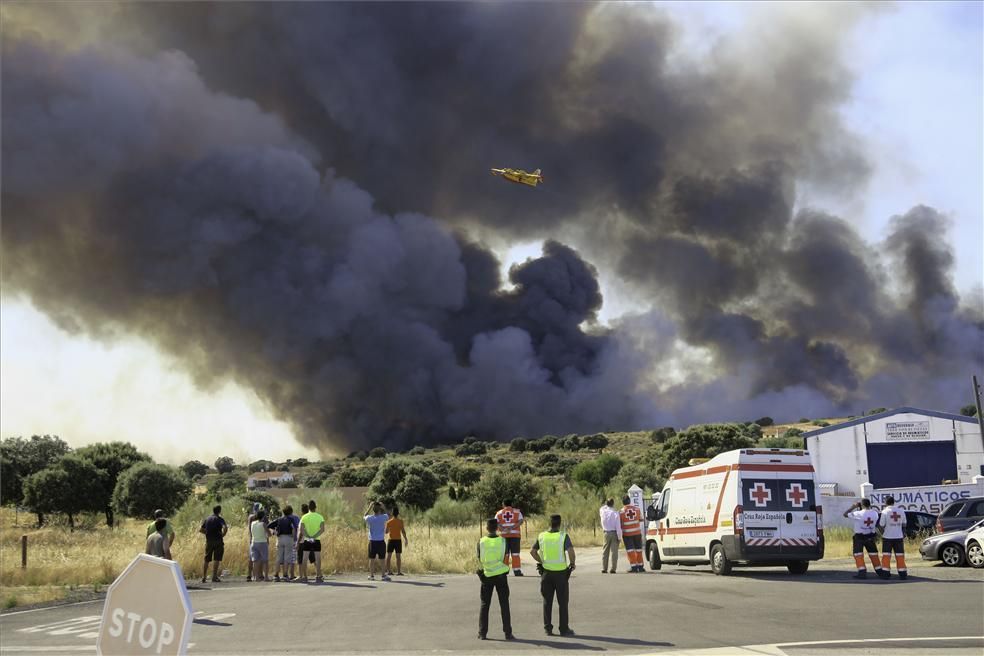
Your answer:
[842,498,884,579]
[878,495,908,579]
[599,498,622,574]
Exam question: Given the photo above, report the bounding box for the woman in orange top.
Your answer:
[385,506,409,576]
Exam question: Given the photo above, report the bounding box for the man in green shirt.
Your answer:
[298,499,326,582]
[146,509,176,546]
[530,514,576,637]
[477,518,514,641]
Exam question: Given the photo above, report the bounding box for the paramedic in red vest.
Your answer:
[619,495,644,573]
[530,514,576,637]
[843,498,884,579]
[878,495,908,579]
[495,499,525,576]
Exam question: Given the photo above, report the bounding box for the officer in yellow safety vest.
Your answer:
[476,518,515,641]
[530,514,576,637]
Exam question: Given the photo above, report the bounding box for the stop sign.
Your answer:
[97,554,192,655]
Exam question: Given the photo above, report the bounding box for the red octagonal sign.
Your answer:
[97,554,192,655]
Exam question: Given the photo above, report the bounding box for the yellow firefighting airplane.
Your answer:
[490,167,543,187]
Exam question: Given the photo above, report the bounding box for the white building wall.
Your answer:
[807,409,984,496]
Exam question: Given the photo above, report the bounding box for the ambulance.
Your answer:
[645,448,824,575]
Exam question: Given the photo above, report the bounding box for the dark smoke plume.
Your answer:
[3,3,981,451]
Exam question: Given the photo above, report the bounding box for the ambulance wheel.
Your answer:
[710,544,732,576]
[786,560,809,575]
[940,543,964,567]
[646,542,662,570]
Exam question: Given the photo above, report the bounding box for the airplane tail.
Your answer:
[533,168,543,182]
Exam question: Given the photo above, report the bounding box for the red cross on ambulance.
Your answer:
[785,483,807,508]
[749,482,771,507]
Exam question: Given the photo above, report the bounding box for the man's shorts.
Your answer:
[387,539,403,554]
[277,539,297,565]
[881,538,905,554]
[250,542,269,563]
[300,539,322,553]
[204,540,224,563]
[368,540,386,559]
[852,533,878,554]
[622,534,642,550]
[504,536,521,554]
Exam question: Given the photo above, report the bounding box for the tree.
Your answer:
[207,472,247,500]
[409,446,426,456]
[527,438,553,453]
[454,442,486,456]
[509,438,527,453]
[961,405,978,417]
[75,442,152,526]
[292,458,310,467]
[759,435,805,449]
[782,428,804,438]
[473,470,545,518]
[367,460,441,510]
[368,447,388,459]
[318,463,336,475]
[656,423,757,480]
[571,454,624,490]
[754,417,774,427]
[335,466,378,487]
[247,459,277,473]
[22,455,103,528]
[649,427,676,444]
[581,434,610,450]
[613,462,664,496]
[214,456,235,473]
[1,435,71,506]
[449,464,482,495]
[180,460,211,480]
[868,407,887,415]
[558,435,581,451]
[112,463,192,519]
[303,473,326,488]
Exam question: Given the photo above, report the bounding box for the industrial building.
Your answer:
[802,407,984,498]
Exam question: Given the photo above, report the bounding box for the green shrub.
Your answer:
[612,462,663,495]
[369,447,387,459]
[509,438,527,453]
[206,472,246,501]
[656,423,757,480]
[473,470,544,518]
[112,463,192,519]
[409,446,426,456]
[242,491,280,519]
[454,442,486,456]
[425,495,480,526]
[334,465,378,487]
[812,420,830,427]
[570,454,624,490]
[753,417,774,427]
[759,435,805,449]
[303,473,326,488]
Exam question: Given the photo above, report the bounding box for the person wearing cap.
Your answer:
[245,502,261,581]
[477,518,514,641]
[530,514,576,637]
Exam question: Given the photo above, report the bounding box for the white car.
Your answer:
[965,524,984,569]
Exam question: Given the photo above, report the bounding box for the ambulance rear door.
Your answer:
[740,472,784,553]
[776,475,820,556]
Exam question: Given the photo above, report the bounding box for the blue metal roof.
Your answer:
[801,406,979,439]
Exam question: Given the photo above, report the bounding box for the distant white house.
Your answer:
[246,471,295,490]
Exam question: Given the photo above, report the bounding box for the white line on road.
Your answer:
[643,636,984,656]
[1,600,103,617]
[1,647,96,653]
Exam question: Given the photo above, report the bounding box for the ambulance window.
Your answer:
[941,502,965,517]
[659,490,670,515]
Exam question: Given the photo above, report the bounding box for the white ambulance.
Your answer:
[645,448,824,575]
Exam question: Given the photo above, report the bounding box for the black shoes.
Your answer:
[560,629,576,637]
[544,628,554,636]
[601,569,608,573]
[505,634,516,640]
[478,633,486,640]
[513,570,524,577]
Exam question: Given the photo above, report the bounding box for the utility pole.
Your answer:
[973,375,984,451]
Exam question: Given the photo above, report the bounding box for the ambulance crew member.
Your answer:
[495,499,525,576]
[476,518,515,641]
[530,514,576,637]
[843,498,884,579]
[619,495,644,573]
[878,495,908,579]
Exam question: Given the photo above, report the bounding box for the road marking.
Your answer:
[643,636,984,656]
[1,647,96,653]
[1,600,103,617]
[17,616,101,634]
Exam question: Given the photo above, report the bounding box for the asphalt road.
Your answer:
[2,554,982,656]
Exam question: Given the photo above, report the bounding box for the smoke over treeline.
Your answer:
[2,3,981,452]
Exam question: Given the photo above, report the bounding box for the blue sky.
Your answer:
[2,2,981,463]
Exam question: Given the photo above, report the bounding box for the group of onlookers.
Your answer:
[143,498,411,583]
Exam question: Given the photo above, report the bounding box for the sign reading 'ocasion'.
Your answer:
[97,553,192,655]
